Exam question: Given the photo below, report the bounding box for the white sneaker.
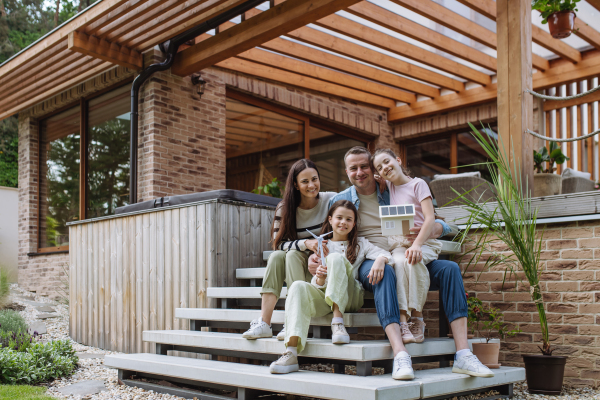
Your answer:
[331,323,350,344]
[269,351,299,374]
[242,317,272,339]
[392,351,415,380]
[277,325,286,341]
[452,354,495,377]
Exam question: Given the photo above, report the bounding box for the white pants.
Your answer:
[389,238,442,315]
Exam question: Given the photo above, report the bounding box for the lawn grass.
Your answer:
[0,384,55,399]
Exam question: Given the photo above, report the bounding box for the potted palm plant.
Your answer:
[532,142,569,197]
[454,123,567,395]
[532,0,580,39]
[467,294,520,368]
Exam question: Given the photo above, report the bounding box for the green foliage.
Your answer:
[0,310,27,334]
[533,142,569,173]
[467,294,520,343]
[0,384,56,400]
[0,116,18,188]
[0,267,10,309]
[531,0,580,24]
[0,331,37,352]
[252,177,284,198]
[0,340,78,384]
[454,123,551,355]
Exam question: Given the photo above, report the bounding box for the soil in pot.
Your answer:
[534,173,562,197]
[522,354,567,395]
[548,11,576,39]
[472,342,500,369]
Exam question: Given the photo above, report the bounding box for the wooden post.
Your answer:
[496,0,534,193]
[450,133,458,173]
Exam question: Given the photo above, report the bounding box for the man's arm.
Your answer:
[406,219,451,242]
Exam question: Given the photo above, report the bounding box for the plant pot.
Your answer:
[522,354,567,395]
[548,11,576,39]
[447,334,474,339]
[533,173,562,197]
[472,342,500,368]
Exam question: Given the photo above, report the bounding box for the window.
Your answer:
[405,137,452,183]
[456,126,497,182]
[225,91,370,194]
[39,106,81,250]
[37,82,132,252]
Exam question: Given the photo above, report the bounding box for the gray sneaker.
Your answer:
[269,351,299,374]
[452,354,495,377]
[277,325,286,341]
[331,323,350,344]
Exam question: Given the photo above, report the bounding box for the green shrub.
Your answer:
[0,310,28,334]
[0,331,38,352]
[0,340,78,384]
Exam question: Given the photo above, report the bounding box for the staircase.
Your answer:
[106,243,525,400]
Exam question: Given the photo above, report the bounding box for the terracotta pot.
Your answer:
[548,11,576,39]
[472,342,500,368]
[533,173,562,197]
[522,354,567,395]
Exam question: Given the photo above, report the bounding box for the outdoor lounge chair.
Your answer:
[562,176,596,194]
[430,175,496,207]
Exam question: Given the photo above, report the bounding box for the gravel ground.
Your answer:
[7,284,600,400]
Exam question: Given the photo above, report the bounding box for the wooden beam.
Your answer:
[573,18,600,51]
[544,87,600,111]
[236,47,416,103]
[496,0,533,191]
[314,14,492,86]
[394,0,550,72]
[216,57,396,108]
[171,0,362,76]
[587,0,600,11]
[285,25,464,92]
[346,2,497,72]
[388,51,600,121]
[68,30,142,70]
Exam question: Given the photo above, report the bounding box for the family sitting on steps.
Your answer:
[242,146,494,381]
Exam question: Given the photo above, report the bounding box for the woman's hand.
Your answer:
[367,256,387,285]
[405,244,422,264]
[305,239,329,256]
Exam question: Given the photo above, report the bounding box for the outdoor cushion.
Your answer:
[433,171,481,180]
[561,167,591,180]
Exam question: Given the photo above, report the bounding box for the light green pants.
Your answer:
[260,250,312,298]
[284,253,364,354]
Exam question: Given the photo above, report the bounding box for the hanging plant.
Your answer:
[532,0,580,38]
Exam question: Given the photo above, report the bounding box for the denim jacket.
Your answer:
[329,184,452,238]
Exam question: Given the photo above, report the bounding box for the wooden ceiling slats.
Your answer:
[128,0,238,50]
[84,0,153,36]
[587,0,600,11]
[573,19,600,51]
[314,14,492,86]
[68,31,143,70]
[216,58,396,108]
[391,0,551,72]
[237,47,417,103]
[285,26,464,92]
[171,0,365,76]
[227,117,301,134]
[346,2,497,72]
[0,40,68,85]
[226,127,277,139]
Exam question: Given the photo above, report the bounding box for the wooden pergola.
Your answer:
[1,0,599,187]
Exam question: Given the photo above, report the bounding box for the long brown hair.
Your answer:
[320,200,360,264]
[372,148,412,177]
[271,159,321,250]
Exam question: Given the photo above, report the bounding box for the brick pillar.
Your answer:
[138,52,227,201]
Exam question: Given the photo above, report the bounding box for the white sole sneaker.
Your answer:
[270,364,299,374]
[332,334,350,344]
[452,367,494,378]
[277,332,285,341]
[242,332,272,340]
[392,370,415,380]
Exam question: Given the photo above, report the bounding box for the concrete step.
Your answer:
[176,308,379,327]
[105,353,524,400]
[144,330,498,361]
[207,286,374,300]
[260,239,460,262]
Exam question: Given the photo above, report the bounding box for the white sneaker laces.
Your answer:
[463,355,486,369]
[332,323,347,335]
[395,355,412,369]
[278,352,293,362]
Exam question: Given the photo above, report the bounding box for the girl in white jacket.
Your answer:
[269,200,399,375]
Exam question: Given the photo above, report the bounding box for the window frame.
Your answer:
[36,79,133,254]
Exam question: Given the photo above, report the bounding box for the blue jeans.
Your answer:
[426,259,467,323]
[358,260,400,329]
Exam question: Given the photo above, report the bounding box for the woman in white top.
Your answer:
[243,159,336,340]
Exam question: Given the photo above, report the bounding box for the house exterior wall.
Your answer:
[0,186,19,282]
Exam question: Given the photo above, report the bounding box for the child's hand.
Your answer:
[367,257,386,285]
[316,264,327,278]
[405,244,422,265]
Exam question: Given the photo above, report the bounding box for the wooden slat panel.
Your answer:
[229,205,240,287]
[99,222,107,349]
[92,222,99,348]
[172,208,181,330]
[149,212,157,352]
[69,223,76,339]
[135,215,143,353]
[206,203,217,309]
[68,30,143,70]
[142,213,150,353]
[197,205,207,308]
[188,206,197,310]
[116,218,124,352]
[573,18,600,51]
[122,217,130,353]
[157,211,165,334]
[164,210,173,331]
[179,207,189,317]
[128,216,136,353]
[110,219,118,350]
[76,224,83,343]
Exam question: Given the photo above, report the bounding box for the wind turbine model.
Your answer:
[306,230,333,265]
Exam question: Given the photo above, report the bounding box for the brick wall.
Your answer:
[444,220,600,388]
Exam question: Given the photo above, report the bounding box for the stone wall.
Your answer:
[432,219,600,388]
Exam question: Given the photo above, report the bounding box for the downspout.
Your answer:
[129,0,266,204]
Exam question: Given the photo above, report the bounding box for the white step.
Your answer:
[236,268,267,279]
[261,239,460,262]
[144,330,498,361]
[176,308,380,327]
[207,286,374,299]
[105,353,524,400]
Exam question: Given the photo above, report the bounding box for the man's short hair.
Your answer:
[344,146,372,165]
